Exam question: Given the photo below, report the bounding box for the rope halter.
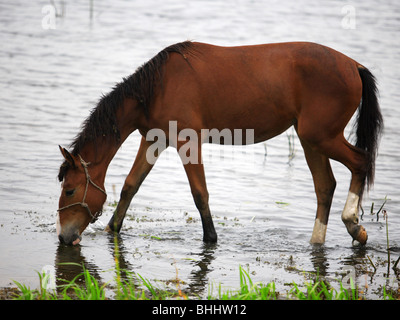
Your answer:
[57,155,107,224]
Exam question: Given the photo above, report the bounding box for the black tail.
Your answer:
[355,67,383,191]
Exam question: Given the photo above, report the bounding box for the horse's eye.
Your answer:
[65,189,75,197]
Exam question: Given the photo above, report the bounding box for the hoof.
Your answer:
[104,224,113,233]
[203,232,218,243]
[354,225,368,245]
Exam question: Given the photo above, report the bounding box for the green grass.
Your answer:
[12,266,182,300]
[10,264,397,300]
[210,266,370,300]
[13,265,106,300]
[288,277,359,300]
[209,266,278,300]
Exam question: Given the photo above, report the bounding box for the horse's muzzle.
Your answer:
[56,213,82,245]
[58,232,81,246]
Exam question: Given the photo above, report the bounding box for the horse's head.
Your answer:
[57,146,107,245]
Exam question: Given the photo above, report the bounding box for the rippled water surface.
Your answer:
[0,0,399,298]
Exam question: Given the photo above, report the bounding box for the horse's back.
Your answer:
[160,42,361,143]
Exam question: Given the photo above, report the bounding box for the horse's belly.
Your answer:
[203,110,295,145]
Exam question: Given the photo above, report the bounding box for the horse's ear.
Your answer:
[59,145,77,168]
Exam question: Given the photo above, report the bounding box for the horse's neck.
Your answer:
[77,139,119,186]
[79,98,142,185]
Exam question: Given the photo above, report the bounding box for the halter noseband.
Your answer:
[57,155,107,224]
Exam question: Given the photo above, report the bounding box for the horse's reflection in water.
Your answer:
[187,243,218,297]
[54,235,218,297]
[54,243,100,288]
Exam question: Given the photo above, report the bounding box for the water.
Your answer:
[0,0,399,299]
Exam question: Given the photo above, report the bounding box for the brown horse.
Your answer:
[57,41,382,246]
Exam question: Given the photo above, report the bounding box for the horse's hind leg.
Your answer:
[337,140,369,244]
[301,134,368,244]
[299,138,336,244]
[105,136,163,233]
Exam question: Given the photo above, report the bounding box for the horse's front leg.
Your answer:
[178,140,217,243]
[105,136,163,233]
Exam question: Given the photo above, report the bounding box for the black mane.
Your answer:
[58,41,194,182]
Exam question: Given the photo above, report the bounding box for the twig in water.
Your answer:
[394,256,400,271]
[263,143,267,158]
[383,210,390,275]
[286,128,296,162]
[367,255,377,274]
[376,196,388,221]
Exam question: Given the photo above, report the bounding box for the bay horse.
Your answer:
[57,41,383,246]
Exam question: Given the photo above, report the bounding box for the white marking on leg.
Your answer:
[310,218,327,244]
[342,191,359,223]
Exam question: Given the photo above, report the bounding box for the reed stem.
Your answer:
[383,210,390,275]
